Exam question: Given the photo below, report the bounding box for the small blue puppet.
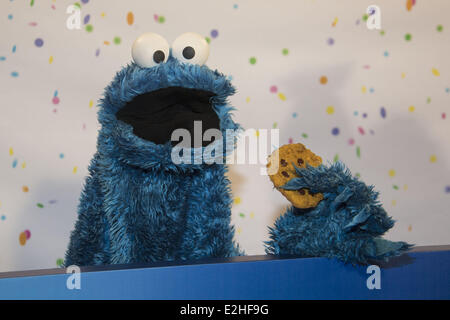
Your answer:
[65,32,410,267]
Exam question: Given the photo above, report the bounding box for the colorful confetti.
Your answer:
[127,12,134,25]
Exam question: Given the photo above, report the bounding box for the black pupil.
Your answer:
[182,46,195,60]
[153,50,165,64]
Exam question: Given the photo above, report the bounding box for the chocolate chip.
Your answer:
[281,171,289,177]
[280,159,287,167]
[297,158,304,166]
[298,189,306,195]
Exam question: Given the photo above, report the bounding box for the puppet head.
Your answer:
[97,32,240,172]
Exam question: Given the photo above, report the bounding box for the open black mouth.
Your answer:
[116,86,219,146]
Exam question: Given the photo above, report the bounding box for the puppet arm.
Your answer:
[265,162,412,265]
[178,165,244,260]
[64,154,109,267]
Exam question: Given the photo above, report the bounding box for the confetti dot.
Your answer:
[356,146,361,158]
[427,97,431,104]
[272,122,277,129]
[380,30,385,36]
[245,97,250,103]
[59,153,64,159]
[9,147,13,156]
[19,232,27,246]
[22,186,29,192]
[292,112,298,118]
[0,56,5,61]
[249,212,254,218]
[52,96,60,105]
[393,185,399,190]
[406,0,414,11]
[301,133,308,138]
[11,71,19,77]
[85,24,93,32]
[380,107,387,118]
[333,154,339,163]
[384,51,389,57]
[320,76,328,85]
[442,113,446,119]
[405,33,412,41]
[49,56,53,64]
[270,85,278,93]
[288,138,293,144]
[127,12,134,26]
[239,213,245,218]
[389,169,396,177]
[432,68,440,76]
[113,36,121,45]
[445,185,450,193]
[404,184,408,191]
[430,155,437,163]
[1,215,5,221]
[24,230,31,240]
[408,225,412,232]
[37,203,44,208]
[205,37,211,44]
[12,45,16,53]
[210,29,219,38]
[81,0,89,3]
[331,127,340,136]
[278,93,286,101]
[234,197,241,205]
[401,72,406,79]
[83,14,90,25]
[89,100,94,108]
[282,48,289,56]
[73,166,78,174]
[21,162,26,169]
[158,16,165,23]
[326,106,334,114]
[391,200,397,206]
[437,25,443,32]
[408,105,415,112]
[362,14,368,21]
[358,127,365,135]
[8,14,13,20]
[56,258,64,267]
[348,138,355,145]
[30,0,34,7]
[233,4,238,9]
[332,17,338,27]
[12,159,18,168]
[249,57,257,65]
[95,48,100,57]
[361,86,367,93]
[34,38,44,47]
[327,38,334,45]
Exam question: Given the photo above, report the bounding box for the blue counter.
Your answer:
[0,245,448,299]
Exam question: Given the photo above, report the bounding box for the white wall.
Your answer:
[0,0,449,272]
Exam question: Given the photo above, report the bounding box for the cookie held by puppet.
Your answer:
[265,142,413,265]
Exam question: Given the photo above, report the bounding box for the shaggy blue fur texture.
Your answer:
[264,162,413,265]
[64,56,243,266]
[65,52,410,267]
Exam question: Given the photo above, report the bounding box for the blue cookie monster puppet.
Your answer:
[65,32,411,267]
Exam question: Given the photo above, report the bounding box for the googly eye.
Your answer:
[132,33,169,68]
[172,32,209,65]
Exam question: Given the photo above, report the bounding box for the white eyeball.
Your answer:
[132,33,169,68]
[172,32,209,65]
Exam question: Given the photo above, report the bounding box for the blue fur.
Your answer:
[65,53,410,267]
[65,56,242,266]
[264,162,413,265]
